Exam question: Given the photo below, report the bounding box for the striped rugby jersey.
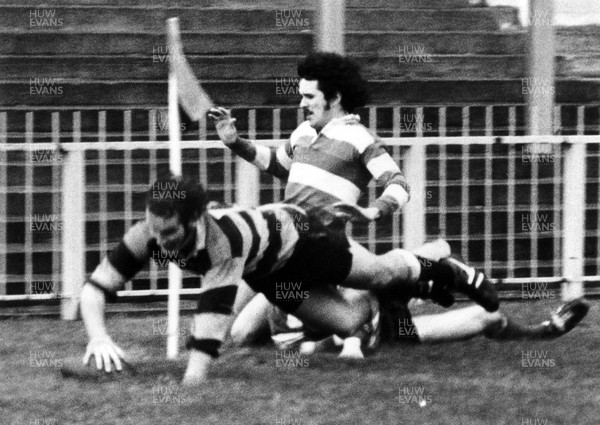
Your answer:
[252,116,410,225]
[88,203,308,350]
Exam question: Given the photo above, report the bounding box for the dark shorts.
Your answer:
[247,214,353,313]
[380,300,420,344]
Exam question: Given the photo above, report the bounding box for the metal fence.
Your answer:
[1,104,599,307]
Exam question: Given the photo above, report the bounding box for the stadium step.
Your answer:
[5,53,600,81]
[4,28,596,57]
[0,54,527,80]
[0,31,530,56]
[4,6,520,32]
[2,80,599,107]
[0,31,532,56]
[3,29,596,56]
[10,0,486,9]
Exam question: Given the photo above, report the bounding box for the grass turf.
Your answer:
[1,300,599,425]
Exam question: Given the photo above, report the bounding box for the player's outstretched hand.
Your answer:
[208,107,238,145]
[332,202,380,223]
[83,336,125,373]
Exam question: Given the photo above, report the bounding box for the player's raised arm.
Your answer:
[182,258,245,386]
[363,138,411,219]
[209,107,291,179]
[81,220,150,373]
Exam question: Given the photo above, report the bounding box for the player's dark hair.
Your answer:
[145,174,207,226]
[297,52,369,113]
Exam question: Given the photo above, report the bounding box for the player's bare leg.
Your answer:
[342,240,498,312]
[230,291,271,346]
[293,285,371,338]
[337,239,453,358]
[412,306,504,342]
[410,298,589,343]
[483,298,590,340]
[411,238,452,261]
[302,239,452,358]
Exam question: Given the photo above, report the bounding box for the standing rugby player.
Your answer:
[210,52,498,354]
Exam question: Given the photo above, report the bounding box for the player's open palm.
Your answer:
[208,107,238,145]
[83,336,125,373]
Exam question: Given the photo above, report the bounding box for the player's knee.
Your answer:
[373,250,420,288]
[368,259,397,289]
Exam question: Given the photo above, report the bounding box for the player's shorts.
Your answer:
[380,300,420,344]
[247,213,353,313]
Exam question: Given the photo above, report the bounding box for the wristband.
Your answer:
[185,337,221,358]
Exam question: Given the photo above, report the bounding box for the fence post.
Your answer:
[402,143,426,251]
[236,109,260,207]
[0,113,6,296]
[316,0,345,53]
[527,0,555,135]
[61,115,85,320]
[562,141,586,300]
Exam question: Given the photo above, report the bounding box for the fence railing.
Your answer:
[1,105,599,311]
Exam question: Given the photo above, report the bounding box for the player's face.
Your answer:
[299,79,341,131]
[146,210,187,252]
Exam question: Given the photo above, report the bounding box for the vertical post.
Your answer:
[438,107,447,238]
[402,143,426,251]
[167,17,183,359]
[507,143,516,279]
[51,113,61,299]
[562,140,585,300]
[526,0,555,135]
[148,110,159,292]
[460,107,470,262]
[123,111,133,230]
[61,113,85,320]
[316,0,345,53]
[235,109,260,207]
[367,107,377,252]
[25,113,33,296]
[0,113,6,297]
[484,107,493,276]
[272,108,283,203]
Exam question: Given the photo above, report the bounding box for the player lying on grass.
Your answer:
[232,240,590,356]
[81,175,499,386]
[209,52,498,356]
[262,298,590,355]
[294,297,590,355]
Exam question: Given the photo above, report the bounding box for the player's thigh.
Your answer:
[293,285,370,337]
[230,293,271,345]
[343,241,419,290]
[342,240,386,289]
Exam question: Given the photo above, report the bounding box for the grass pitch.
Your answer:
[1,300,599,425]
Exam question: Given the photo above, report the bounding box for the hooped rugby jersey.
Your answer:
[87,203,308,352]
[251,116,410,224]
